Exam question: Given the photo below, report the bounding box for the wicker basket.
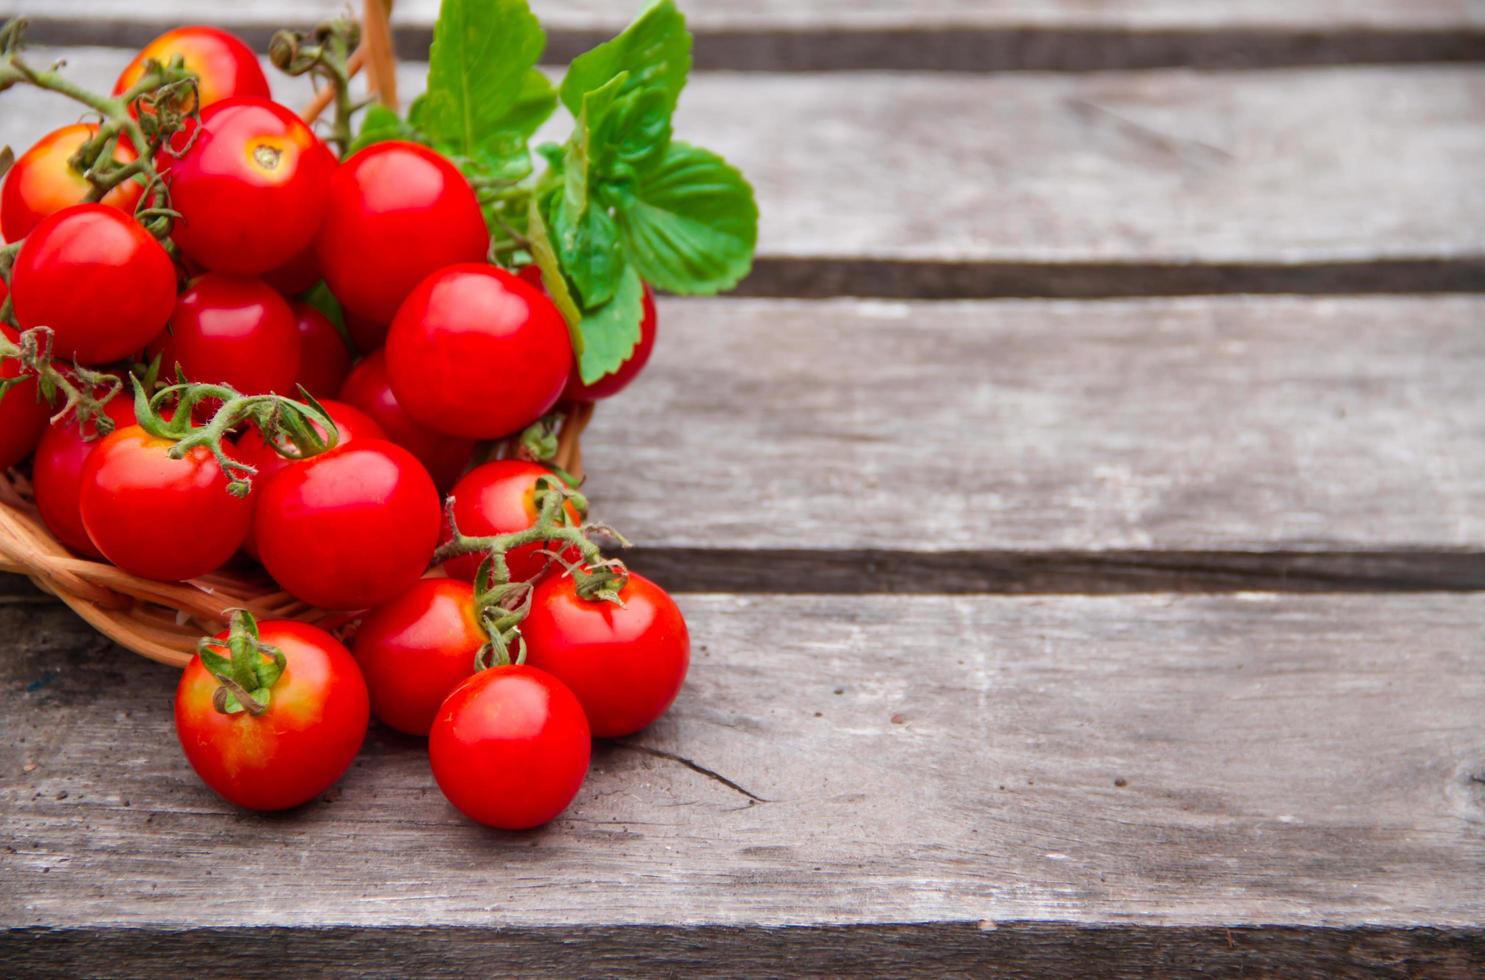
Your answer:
[0,1,595,668]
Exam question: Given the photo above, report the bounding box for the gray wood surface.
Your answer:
[2,49,1483,294]
[3,593,1483,972]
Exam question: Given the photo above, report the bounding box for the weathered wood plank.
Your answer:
[2,50,1482,290]
[2,594,1482,968]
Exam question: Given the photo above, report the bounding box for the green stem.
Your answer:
[0,327,123,433]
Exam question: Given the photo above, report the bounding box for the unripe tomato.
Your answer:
[442,460,581,583]
[0,324,52,470]
[429,665,590,829]
[114,26,269,112]
[31,395,137,556]
[338,350,475,489]
[522,572,690,738]
[156,273,300,395]
[9,204,176,365]
[170,98,334,275]
[353,578,483,736]
[176,620,368,811]
[564,283,659,402]
[386,265,571,439]
[1,124,143,243]
[316,141,489,325]
[79,425,252,580]
[290,301,352,398]
[254,439,441,610]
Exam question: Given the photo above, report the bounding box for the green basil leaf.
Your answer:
[552,192,624,309]
[559,0,691,121]
[348,103,416,155]
[617,141,757,295]
[526,198,584,351]
[574,263,645,385]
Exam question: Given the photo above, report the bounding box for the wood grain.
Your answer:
[2,593,1482,967]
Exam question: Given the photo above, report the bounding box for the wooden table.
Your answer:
[2,2,1483,975]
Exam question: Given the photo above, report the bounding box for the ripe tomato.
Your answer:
[176,619,368,811]
[262,241,322,297]
[9,204,176,365]
[155,273,300,395]
[385,265,571,439]
[337,350,474,489]
[0,325,52,470]
[522,572,690,738]
[353,578,483,735]
[1,124,143,243]
[429,664,590,829]
[254,439,440,610]
[564,283,658,401]
[79,425,252,580]
[31,394,137,556]
[290,301,352,398]
[316,141,489,325]
[343,309,389,353]
[442,460,581,583]
[114,26,269,112]
[170,98,334,276]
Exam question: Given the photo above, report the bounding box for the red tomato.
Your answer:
[290,302,352,398]
[343,309,389,353]
[262,241,322,297]
[0,324,52,469]
[254,439,440,610]
[353,578,483,736]
[79,425,252,580]
[316,141,488,325]
[170,98,334,276]
[1,124,143,243]
[9,204,176,365]
[564,284,658,401]
[429,664,590,829]
[176,619,368,811]
[338,350,474,489]
[522,571,690,738]
[156,273,300,395]
[114,26,269,111]
[31,395,137,556]
[385,265,571,439]
[442,460,580,583]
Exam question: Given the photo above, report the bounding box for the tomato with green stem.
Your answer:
[1,123,143,243]
[114,26,270,113]
[176,613,368,811]
[442,460,582,584]
[31,394,137,556]
[337,350,474,489]
[519,266,660,404]
[154,273,301,397]
[9,204,177,365]
[0,325,52,470]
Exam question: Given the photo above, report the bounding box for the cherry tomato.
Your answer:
[176,619,368,811]
[155,273,300,395]
[385,264,571,439]
[442,460,581,583]
[114,26,269,112]
[1,124,143,243]
[0,324,52,470]
[316,141,489,325]
[9,204,176,365]
[289,302,353,398]
[353,578,483,736]
[80,425,252,580]
[31,394,137,556]
[337,350,474,489]
[254,439,440,610]
[343,309,389,353]
[565,284,658,401]
[429,664,590,829]
[170,98,334,276]
[262,241,322,297]
[522,571,690,738]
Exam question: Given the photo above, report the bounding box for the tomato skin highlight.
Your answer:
[1,123,143,243]
[31,395,137,557]
[429,664,591,830]
[316,141,489,325]
[114,26,270,112]
[175,620,369,811]
[386,264,572,439]
[170,98,334,275]
[10,204,176,365]
[442,460,581,583]
[289,301,352,398]
[337,350,474,489]
[353,578,484,736]
[0,324,51,470]
[254,439,441,610]
[156,273,300,396]
[79,425,252,581]
[522,572,690,738]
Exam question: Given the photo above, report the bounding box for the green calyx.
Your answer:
[197,610,286,716]
[0,324,124,435]
[269,19,361,155]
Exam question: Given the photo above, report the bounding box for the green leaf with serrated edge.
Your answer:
[347,103,415,155]
[559,0,691,121]
[617,141,757,295]
[552,75,628,307]
[526,198,584,353]
[574,263,644,385]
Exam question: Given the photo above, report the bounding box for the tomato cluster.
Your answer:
[0,25,684,828]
